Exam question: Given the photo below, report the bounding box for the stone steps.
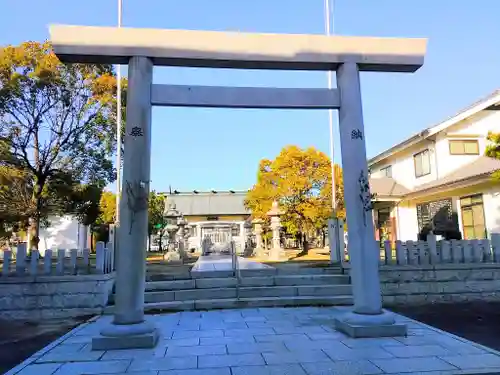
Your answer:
[145,266,343,281]
[109,267,352,312]
[140,285,353,303]
[104,295,353,313]
[145,274,350,292]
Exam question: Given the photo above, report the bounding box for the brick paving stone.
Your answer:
[200,336,256,346]
[301,360,383,375]
[371,357,457,373]
[439,353,500,369]
[341,338,403,348]
[263,350,330,364]
[46,343,86,354]
[53,360,130,375]
[383,344,452,358]
[246,322,296,329]
[165,345,226,357]
[163,338,200,347]
[171,324,200,332]
[322,346,394,360]
[172,330,223,339]
[242,316,268,322]
[285,339,347,352]
[255,334,310,343]
[198,353,265,368]
[60,335,91,345]
[200,322,248,330]
[306,332,348,341]
[272,326,327,335]
[157,368,230,375]
[128,356,198,372]
[101,348,166,360]
[227,342,289,354]
[224,328,275,337]
[36,351,104,363]
[15,363,62,375]
[232,364,307,375]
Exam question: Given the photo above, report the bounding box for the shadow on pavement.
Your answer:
[0,317,89,374]
[391,302,500,351]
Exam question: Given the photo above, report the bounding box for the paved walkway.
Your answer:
[8,306,500,375]
[191,255,273,272]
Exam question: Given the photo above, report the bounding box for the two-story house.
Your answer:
[369,90,500,242]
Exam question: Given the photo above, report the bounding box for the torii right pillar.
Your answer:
[334,62,407,338]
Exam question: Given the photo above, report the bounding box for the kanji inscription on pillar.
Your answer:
[358,170,373,226]
[129,126,144,137]
[351,129,363,140]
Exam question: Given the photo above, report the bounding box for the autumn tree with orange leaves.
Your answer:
[0,41,126,248]
[245,145,344,249]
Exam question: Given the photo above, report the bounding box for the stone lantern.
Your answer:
[184,224,192,252]
[163,201,181,261]
[243,220,253,254]
[176,215,188,259]
[266,201,284,261]
[252,218,264,256]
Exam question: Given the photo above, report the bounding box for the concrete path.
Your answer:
[7,306,500,375]
[191,255,273,272]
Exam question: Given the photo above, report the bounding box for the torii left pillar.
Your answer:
[92,56,159,350]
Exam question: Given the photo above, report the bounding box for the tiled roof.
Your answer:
[410,156,500,195]
[166,191,250,216]
[369,89,500,165]
[369,177,410,198]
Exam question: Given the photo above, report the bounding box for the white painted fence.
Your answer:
[342,233,500,266]
[0,241,114,277]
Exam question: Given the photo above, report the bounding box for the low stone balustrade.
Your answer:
[342,234,500,304]
[342,234,500,266]
[1,241,114,276]
[0,242,115,320]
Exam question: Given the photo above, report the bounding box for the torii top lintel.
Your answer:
[49,25,427,73]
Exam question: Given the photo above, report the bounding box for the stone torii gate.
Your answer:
[49,25,427,349]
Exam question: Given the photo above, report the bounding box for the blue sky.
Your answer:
[1,0,499,192]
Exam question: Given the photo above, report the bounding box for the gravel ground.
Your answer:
[391,302,500,351]
[0,317,88,374]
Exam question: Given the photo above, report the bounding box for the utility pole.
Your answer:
[115,0,123,225]
[325,0,336,214]
[324,0,343,264]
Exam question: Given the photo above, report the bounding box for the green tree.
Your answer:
[486,132,500,180]
[245,145,345,251]
[97,191,116,225]
[0,41,124,248]
[148,191,166,252]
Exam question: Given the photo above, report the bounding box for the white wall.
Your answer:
[483,187,500,236]
[395,202,419,241]
[371,110,500,189]
[434,111,500,178]
[371,141,438,189]
[39,215,90,255]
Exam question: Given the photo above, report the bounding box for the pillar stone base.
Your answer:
[92,321,159,350]
[163,251,182,263]
[334,310,407,338]
[255,247,267,258]
[268,247,286,261]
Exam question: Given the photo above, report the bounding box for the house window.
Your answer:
[416,198,453,236]
[414,149,431,178]
[449,140,479,155]
[380,165,392,178]
[460,194,486,239]
[231,225,240,237]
